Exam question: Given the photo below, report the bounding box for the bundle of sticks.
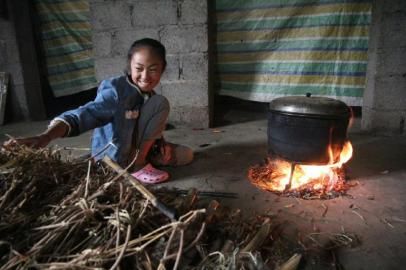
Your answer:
[0,146,304,270]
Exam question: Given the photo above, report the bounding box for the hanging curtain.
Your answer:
[35,0,97,97]
[215,0,372,106]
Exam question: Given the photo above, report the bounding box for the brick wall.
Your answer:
[90,0,210,128]
[362,0,406,134]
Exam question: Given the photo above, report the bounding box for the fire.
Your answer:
[248,141,353,195]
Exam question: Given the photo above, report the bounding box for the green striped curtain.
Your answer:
[215,0,372,106]
[35,0,97,97]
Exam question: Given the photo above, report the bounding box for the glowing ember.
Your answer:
[248,141,353,199]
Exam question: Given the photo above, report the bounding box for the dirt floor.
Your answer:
[1,106,405,270]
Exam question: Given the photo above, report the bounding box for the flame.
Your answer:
[251,141,353,192]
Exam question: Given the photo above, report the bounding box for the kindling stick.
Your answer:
[156,189,238,199]
[102,156,178,221]
[284,162,297,191]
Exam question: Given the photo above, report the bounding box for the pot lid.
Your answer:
[269,93,351,118]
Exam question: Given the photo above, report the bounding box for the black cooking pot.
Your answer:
[267,94,351,165]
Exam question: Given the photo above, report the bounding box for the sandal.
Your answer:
[131,163,169,184]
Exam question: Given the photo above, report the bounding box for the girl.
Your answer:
[3,38,193,184]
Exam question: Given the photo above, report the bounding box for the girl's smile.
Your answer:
[130,47,164,93]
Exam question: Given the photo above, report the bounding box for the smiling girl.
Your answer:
[3,38,193,184]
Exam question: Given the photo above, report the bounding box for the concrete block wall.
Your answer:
[0,17,29,121]
[362,0,406,134]
[90,0,210,128]
[0,0,46,123]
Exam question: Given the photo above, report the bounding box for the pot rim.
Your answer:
[269,94,351,118]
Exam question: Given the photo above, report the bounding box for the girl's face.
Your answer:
[130,47,164,92]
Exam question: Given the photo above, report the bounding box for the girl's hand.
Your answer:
[3,134,52,149]
[2,120,67,150]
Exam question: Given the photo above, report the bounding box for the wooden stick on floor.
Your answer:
[102,156,178,221]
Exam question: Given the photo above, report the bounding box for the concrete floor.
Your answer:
[1,109,405,270]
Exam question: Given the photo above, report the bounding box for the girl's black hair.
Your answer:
[126,38,167,74]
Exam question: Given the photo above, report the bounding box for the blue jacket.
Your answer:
[56,75,145,166]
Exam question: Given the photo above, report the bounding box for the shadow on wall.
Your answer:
[42,87,97,118]
[4,77,25,123]
[213,95,268,127]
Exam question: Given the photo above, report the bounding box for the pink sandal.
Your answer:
[131,163,169,184]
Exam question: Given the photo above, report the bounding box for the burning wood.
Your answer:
[248,141,353,199]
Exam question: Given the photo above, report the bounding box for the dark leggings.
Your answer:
[136,95,193,167]
[136,95,169,148]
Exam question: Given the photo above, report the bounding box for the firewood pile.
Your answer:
[0,146,307,270]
